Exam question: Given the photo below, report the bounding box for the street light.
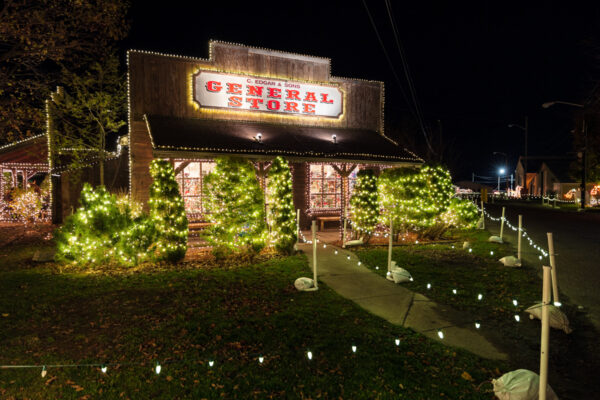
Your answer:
[508,117,528,193]
[498,168,505,191]
[542,100,586,209]
[493,151,508,190]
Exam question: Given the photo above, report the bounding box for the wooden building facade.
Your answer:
[128,40,422,229]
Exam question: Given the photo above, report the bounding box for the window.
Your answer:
[309,164,341,210]
[174,161,215,220]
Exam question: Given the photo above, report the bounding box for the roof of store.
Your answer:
[144,115,422,164]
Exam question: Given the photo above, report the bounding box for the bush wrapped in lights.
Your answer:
[378,165,455,238]
[349,169,379,243]
[266,156,297,254]
[441,198,480,229]
[55,184,155,266]
[204,157,267,258]
[148,159,188,262]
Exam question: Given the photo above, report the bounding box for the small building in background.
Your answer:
[514,156,578,197]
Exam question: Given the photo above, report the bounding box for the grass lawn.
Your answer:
[0,237,507,399]
[353,229,600,399]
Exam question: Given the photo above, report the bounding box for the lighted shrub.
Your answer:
[349,169,379,242]
[378,165,455,237]
[204,157,267,257]
[55,184,155,266]
[9,189,45,223]
[441,198,480,229]
[148,159,188,262]
[267,156,297,254]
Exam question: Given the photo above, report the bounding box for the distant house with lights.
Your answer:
[515,156,578,197]
[1,40,422,227]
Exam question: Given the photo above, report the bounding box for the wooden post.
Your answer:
[311,221,318,289]
[480,199,485,229]
[547,233,559,304]
[553,197,557,208]
[499,206,506,241]
[296,209,300,244]
[517,215,522,260]
[387,215,393,276]
[539,265,551,400]
[342,218,347,248]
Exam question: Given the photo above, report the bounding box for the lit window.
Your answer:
[175,160,215,221]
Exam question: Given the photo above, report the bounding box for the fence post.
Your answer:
[539,265,551,400]
[500,207,506,241]
[387,215,393,276]
[547,233,559,304]
[517,215,522,260]
[311,221,318,289]
[480,199,485,229]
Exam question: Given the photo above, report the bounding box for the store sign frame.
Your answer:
[192,71,343,118]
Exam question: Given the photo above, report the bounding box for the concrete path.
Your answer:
[298,242,508,361]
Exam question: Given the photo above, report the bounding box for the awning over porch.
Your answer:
[144,115,422,164]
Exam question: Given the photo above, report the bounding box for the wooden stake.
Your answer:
[480,199,485,229]
[517,215,522,260]
[500,207,506,240]
[387,216,393,275]
[342,218,347,248]
[539,265,551,400]
[547,233,559,304]
[311,221,318,289]
[296,209,300,244]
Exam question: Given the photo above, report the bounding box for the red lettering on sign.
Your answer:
[246,98,264,109]
[320,93,334,103]
[303,103,316,114]
[247,85,264,97]
[268,88,282,98]
[267,100,280,110]
[286,90,300,100]
[304,92,317,102]
[228,96,242,107]
[226,83,242,94]
[284,101,299,112]
[206,81,222,92]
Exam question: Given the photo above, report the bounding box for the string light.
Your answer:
[512,299,518,307]
[514,314,520,322]
[475,322,481,329]
[41,366,47,378]
[101,365,107,373]
[351,345,357,353]
[427,283,431,289]
[477,294,483,301]
[395,338,401,346]
[258,356,264,364]
[306,351,313,360]
[437,330,444,339]
[155,362,161,375]
[452,289,457,295]
[208,360,214,367]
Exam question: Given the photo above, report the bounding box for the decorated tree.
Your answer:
[54,184,155,266]
[148,160,188,262]
[349,169,379,243]
[266,157,297,254]
[378,164,455,238]
[204,157,267,257]
[441,198,480,229]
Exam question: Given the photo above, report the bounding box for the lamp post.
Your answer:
[542,101,586,209]
[493,151,508,190]
[497,168,505,191]
[508,117,528,192]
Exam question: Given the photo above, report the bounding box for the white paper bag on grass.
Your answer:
[391,267,412,284]
[525,303,572,334]
[294,277,314,291]
[492,369,559,400]
[499,256,521,267]
[488,235,503,243]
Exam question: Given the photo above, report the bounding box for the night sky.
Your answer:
[122,1,600,180]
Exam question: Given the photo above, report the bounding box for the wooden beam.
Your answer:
[174,160,191,176]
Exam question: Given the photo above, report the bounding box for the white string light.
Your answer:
[306,351,313,360]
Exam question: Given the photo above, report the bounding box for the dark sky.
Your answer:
[123,0,600,180]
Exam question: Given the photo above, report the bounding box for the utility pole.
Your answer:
[581,120,587,208]
[524,116,528,193]
[472,172,474,182]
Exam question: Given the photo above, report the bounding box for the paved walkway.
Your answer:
[297,242,508,361]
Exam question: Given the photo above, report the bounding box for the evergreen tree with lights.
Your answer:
[148,159,188,262]
[55,183,155,266]
[349,169,379,243]
[204,157,267,257]
[267,156,297,254]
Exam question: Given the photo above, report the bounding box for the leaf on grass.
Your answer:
[166,375,173,382]
[461,371,474,381]
[45,376,57,386]
[1,313,8,317]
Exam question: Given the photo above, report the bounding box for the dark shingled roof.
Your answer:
[145,115,422,164]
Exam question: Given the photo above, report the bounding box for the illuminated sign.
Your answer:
[193,71,343,118]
